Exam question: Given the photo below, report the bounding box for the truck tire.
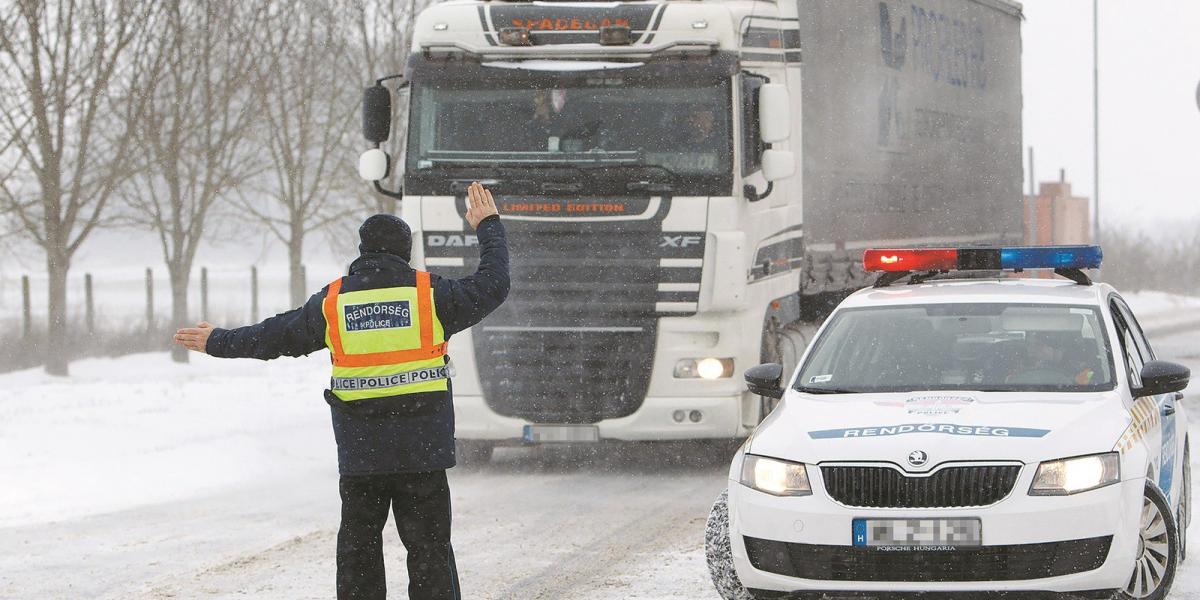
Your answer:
[454,439,494,468]
[759,321,812,419]
[1118,483,1178,600]
[705,490,755,600]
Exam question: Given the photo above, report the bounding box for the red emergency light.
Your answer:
[863,248,958,272]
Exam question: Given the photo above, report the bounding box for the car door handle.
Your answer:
[1163,403,1176,416]
[1175,392,1185,401]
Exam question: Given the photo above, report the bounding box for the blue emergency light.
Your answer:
[998,245,1103,270]
[864,245,1104,286]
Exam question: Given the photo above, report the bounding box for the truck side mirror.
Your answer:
[758,83,790,143]
[358,148,390,182]
[745,363,785,399]
[761,149,795,182]
[362,84,392,144]
[1134,360,1190,398]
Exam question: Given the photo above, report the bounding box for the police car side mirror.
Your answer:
[745,363,785,399]
[1135,360,1190,398]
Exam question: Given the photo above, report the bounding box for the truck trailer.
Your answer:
[356,0,1025,460]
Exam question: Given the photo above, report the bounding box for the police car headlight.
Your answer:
[674,358,735,379]
[740,454,811,497]
[1029,452,1120,496]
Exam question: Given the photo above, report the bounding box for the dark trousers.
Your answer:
[337,470,461,600]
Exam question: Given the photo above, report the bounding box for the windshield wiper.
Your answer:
[626,180,673,193]
[793,386,859,395]
[422,149,642,167]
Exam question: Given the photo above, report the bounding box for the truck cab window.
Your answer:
[740,73,768,176]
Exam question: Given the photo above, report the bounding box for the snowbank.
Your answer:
[0,351,336,528]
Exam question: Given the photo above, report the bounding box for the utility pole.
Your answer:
[1028,147,1037,244]
[1092,0,1100,246]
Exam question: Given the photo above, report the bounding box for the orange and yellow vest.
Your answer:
[323,271,449,402]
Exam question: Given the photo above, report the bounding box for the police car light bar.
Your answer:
[864,245,1103,286]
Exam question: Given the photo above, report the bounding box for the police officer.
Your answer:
[173,182,508,600]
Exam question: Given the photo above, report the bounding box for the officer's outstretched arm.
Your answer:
[182,290,328,360]
[436,182,510,336]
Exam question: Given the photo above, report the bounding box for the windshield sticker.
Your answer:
[808,423,1050,440]
[809,374,833,384]
[875,395,976,416]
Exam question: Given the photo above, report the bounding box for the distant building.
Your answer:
[1024,173,1091,245]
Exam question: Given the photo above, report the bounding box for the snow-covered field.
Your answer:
[0,297,1198,599]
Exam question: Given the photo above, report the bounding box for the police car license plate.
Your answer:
[522,424,600,443]
[852,518,982,549]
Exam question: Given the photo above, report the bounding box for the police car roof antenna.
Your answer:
[1054,267,1093,286]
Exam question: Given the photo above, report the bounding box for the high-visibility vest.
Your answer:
[323,270,449,402]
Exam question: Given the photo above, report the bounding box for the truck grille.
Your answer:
[423,196,704,424]
[821,464,1022,508]
[475,326,654,423]
[743,536,1113,582]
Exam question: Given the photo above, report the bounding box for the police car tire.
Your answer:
[705,490,755,600]
[1118,483,1178,600]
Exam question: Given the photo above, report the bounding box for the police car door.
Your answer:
[1112,296,1177,500]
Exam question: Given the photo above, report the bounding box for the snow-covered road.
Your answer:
[2,297,1198,599]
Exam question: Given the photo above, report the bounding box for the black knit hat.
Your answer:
[358,214,412,261]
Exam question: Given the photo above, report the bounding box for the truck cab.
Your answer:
[356,0,1023,455]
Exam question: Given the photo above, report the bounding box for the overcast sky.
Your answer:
[5,0,1199,277]
[1021,0,1200,230]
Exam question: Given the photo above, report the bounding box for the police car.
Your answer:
[706,246,1192,600]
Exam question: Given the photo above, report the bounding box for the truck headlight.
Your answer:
[1029,452,1120,496]
[740,454,811,496]
[674,358,735,379]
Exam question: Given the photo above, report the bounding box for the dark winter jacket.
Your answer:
[206,215,509,475]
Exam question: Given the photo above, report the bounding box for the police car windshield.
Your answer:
[795,303,1116,394]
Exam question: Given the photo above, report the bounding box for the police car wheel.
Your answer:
[1119,483,1178,600]
[705,490,755,600]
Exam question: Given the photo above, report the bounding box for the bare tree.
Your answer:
[238,1,357,307]
[125,0,265,363]
[0,0,156,375]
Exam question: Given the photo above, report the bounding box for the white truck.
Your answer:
[356,0,1025,460]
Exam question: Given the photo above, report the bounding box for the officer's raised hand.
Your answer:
[174,322,214,354]
[466,181,499,229]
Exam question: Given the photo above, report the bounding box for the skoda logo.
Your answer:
[907,450,929,467]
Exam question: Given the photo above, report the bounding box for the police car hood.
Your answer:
[749,390,1130,467]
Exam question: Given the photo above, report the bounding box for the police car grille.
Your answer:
[821,465,1022,508]
[743,536,1113,582]
[475,326,655,423]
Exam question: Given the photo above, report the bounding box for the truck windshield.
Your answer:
[795,303,1116,394]
[405,63,732,192]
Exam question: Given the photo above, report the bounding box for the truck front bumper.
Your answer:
[454,393,749,441]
